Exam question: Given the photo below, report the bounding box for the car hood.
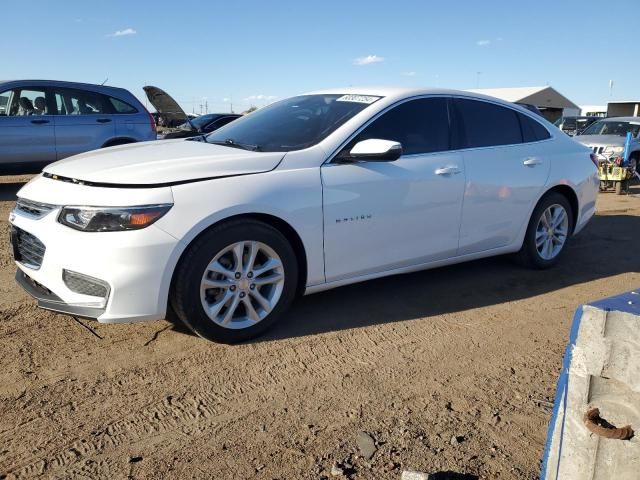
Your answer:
[43,139,286,186]
[143,85,190,128]
[574,135,626,147]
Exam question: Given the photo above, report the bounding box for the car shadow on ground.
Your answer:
[259,211,640,342]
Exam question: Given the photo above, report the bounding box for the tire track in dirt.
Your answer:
[3,326,423,478]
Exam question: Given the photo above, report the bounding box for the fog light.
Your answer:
[62,270,110,298]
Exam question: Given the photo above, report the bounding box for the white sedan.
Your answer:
[10,87,599,343]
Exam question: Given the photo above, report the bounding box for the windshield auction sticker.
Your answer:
[336,94,381,104]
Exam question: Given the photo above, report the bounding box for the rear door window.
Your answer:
[52,88,111,115]
[353,97,450,155]
[455,98,523,148]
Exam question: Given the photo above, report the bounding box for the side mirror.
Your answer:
[349,139,402,162]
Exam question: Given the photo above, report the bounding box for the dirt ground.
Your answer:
[0,175,638,480]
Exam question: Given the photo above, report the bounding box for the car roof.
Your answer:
[0,79,131,95]
[303,86,535,111]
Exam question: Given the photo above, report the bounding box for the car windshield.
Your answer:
[205,94,381,152]
[580,120,640,137]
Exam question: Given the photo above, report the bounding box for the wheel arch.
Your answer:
[101,137,137,148]
[543,184,579,233]
[168,212,309,301]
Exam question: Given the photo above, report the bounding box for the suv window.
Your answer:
[0,88,49,116]
[352,97,450,155]
[0,90,9,115]
[109,97,138,114]
[455,98,522,148]
[519,113,551,142]
[53,88,110,115]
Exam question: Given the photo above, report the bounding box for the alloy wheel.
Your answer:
[535,204,569,260]
[200,241,285,329]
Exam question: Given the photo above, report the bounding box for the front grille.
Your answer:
[15,198,55,219]
[11,226,46,269]
[62,270,109,298]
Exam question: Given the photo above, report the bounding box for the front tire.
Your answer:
[615,180,624,195]
[170,220,298,343]
[516,192,572,269]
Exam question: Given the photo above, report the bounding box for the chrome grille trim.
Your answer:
[11,226,46,270]
[15,198,56,219]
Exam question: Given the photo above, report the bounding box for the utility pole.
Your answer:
[609,80,614,98]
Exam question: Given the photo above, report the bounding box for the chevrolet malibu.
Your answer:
[10,87,599,343]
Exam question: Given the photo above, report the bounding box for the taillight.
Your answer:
[590,153,598,167]
[142,106,156,134]
[148,111,157,134]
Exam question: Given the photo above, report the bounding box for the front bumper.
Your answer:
[10,205,180,323]
[16,269,105,319]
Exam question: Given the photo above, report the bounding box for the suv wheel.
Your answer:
[171,219,298,343]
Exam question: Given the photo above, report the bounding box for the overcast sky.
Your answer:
[4,0,639,113]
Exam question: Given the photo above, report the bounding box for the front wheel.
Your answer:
[170,220,298,343]
[516,193,572,269]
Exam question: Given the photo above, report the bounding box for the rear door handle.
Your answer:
[96,118,112,123]
[30,119,49,125]
[435,166,461,176]
[523,157,543,167]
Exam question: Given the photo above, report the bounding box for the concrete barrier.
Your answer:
[541,289,640,479]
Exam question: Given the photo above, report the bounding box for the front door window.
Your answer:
[2,88,49,116]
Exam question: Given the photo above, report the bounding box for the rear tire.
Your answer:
[516,192,573,269]
[615,180,625,195]
[170,219,298,343]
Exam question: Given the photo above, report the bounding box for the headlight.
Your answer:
[605,146,624,154]
[58,204,172,232]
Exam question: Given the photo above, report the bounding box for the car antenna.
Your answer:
[101,78,108,85]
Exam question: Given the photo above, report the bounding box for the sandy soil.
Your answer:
[0,175,638,479]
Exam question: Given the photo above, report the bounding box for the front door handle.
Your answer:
[96,118,112,123]
[435,166,461,176]
[30,119,49,125]
[523,157,543,167]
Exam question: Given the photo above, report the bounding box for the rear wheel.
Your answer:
[170,220,298,343]
[615,180,626,195]
[516,192,572,269]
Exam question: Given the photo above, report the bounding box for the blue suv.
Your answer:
[0,80,156,172]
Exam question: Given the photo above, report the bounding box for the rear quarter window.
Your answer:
[519,113,551,142]
[109,97,138,114]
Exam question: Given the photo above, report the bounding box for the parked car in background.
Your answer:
[554,116,599,136]
[573,116,640,193]
[163,113,242,139]
[144,85,191,130]
[11,87,598,343]
[144,85,240,138]
[0,80,156,172]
